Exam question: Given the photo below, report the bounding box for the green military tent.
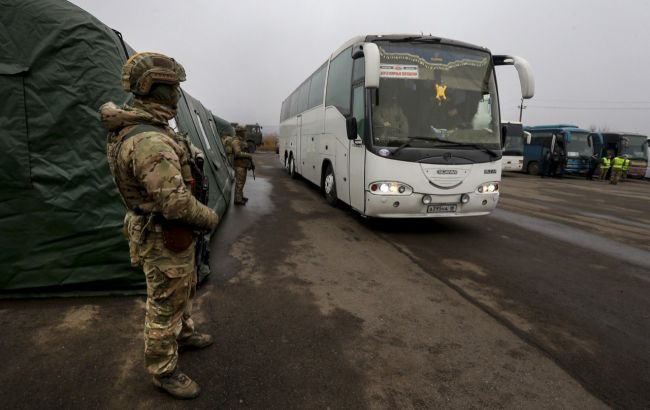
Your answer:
[0,0,233,296]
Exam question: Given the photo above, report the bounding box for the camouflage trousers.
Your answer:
[234,166,248,202]
[138,226,197,377]
[599,167,610,180]
[610,169,623,185]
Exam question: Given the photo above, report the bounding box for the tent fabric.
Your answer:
[0,0,233,297]
[212,115,236,139]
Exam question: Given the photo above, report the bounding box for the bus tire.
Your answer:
[527,161,540,175]
[323,163,338,206]
[289,156,298,179]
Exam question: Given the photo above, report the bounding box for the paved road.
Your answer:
[0,152,647,409]
[369,172,650,409]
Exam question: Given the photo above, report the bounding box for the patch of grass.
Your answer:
[259,134,278,152]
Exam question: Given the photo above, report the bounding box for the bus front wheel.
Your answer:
[323,163,338,206]
[527,161,540,175]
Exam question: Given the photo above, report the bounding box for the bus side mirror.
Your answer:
[525,131,531,145]
[493,55,535,99]
[363,43,380,89]
[346,117,358,140]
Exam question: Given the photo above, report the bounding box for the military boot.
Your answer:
[234,199,246,206]
[178,332,214,351]
[152,370,200,399]
[243,197,249,203]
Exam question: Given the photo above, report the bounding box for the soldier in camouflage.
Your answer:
[220,130,235,166]
[100,52,218,400]
[232,125,254,205]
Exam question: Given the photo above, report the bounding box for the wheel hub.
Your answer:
[324,174,334,194]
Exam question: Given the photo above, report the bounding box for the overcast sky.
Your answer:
[71,0,650,135]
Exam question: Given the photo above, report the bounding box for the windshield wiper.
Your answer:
[428,137,500,158]
[390,136,500,158]
[391,136,436,156]
[386,36,441,44]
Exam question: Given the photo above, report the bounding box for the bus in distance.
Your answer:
[501,121,526,172]
[600,132,649,178]
[522,125,603,176]
[278,34,535,218]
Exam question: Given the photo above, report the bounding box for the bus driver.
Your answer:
[372,94,409,143]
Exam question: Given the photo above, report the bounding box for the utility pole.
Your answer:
[517,97,526,122]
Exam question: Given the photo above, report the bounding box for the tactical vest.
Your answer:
[107,124,195,215]
[623,159,630,170]
[612,156,625,170]
[601,157,611,168]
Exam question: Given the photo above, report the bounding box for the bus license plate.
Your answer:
[427,204,457,213]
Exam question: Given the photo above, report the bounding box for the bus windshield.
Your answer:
[371,42,499,150]
[619,135,648,160]
[503,135,524,156]
[566,132,593,157]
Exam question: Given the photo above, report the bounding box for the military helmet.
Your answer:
[122,52,186,96]
[235,125,246,136]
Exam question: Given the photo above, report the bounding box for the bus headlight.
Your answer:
[477,182,499,193]
[369,182,413,195]
[461,194,470,204]
[422,195,433,204]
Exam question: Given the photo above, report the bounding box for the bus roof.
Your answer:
[525,124,580,130]
[600,132,649,138]
[331,34,490,60]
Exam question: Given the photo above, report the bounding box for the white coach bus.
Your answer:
[279,34,534,218]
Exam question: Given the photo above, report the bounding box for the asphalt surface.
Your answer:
[1,152,648,409]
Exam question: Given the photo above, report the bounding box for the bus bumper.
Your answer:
[564,159,589,175]
[364,191,499,218]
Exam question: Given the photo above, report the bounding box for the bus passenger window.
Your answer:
[325,47,353,115]
[308,63,327,109]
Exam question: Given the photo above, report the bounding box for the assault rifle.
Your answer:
[193,156,210,270]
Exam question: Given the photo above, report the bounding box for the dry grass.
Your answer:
[259,134,278,151]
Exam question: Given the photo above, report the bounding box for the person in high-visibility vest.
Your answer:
[610,154,625,184]
[622,155,631,181]
[599,153,611,180]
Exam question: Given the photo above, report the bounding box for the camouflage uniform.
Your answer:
[220,133,235,166]
[233,126,253,205]
[100,53,217,398]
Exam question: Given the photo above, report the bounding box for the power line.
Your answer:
[526,99,650,104]
[527,105,650,111]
